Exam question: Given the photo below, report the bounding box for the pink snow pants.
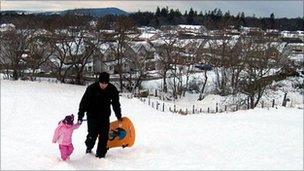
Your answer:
[59,144,74,160]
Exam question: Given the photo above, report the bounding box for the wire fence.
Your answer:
[121,92,295,115]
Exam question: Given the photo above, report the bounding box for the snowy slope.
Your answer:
[1,80,303,170]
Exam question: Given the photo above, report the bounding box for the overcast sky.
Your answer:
[1,1,303,18]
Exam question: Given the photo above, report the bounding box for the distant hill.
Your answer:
[1,8,128,17]
[0,10,31,15]
[58,8,128,17]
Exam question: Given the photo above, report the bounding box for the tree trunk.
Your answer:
[198,70,208,100]
[12,69,18,80]
[163,70,168,93]
[30,69,36,81]
[250,95,255,109]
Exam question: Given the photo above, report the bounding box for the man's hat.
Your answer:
[99,72,110,83]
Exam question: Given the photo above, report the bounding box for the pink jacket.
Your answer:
[52,121,81,145]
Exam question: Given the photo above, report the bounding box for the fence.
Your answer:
[122,92,294,115]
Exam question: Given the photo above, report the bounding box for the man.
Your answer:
[77,72,122,158]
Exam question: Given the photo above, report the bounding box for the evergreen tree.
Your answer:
[187,8,195,24]
[156,6,161,17]
[199,11,203,17]
[160,6,169,17]
[168,9,175,24]
[270,13,275,29]
[240,12,246,26]
[175,9,182,18]
[184,10,188,16]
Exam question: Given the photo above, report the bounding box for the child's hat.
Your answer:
[63,114,74,125]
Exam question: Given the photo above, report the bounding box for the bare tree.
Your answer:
[111,16,140,91]
[206,31,239,95]
[168,42,185,99]
[68,32,97,85]
[0,32,12,78]
[24,34,53,80]
[154,43,172,94]
[0,28,33,80]
[238,34,294,108]
[49,30,73,83]
[154,27,180,95]
[183,39,209,99]
[123,43,154,93]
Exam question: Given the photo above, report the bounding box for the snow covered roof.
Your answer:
[137,26,156,32]
[204,36,239,49]
[139,32,156,39]
[129,41,154,52]
[269,42,288,53]
[101,29,115,34]
[178,25,205,30]
[56,39,87,56]
[99,43,111,53]
[0,23,15,32]
[287,43,304,46]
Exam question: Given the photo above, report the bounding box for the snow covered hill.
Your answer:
[1,80,303,170]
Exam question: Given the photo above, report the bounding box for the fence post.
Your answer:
[200,108,202,113]
[216,103,218,113]
[148,98,150,105]
[152,102,154,108]
[207,107,210,113]
[225,105,227,112]
[186,108,188,114]
[163,103,165,112]
[282,92,287,107]
[174,105,176,112]
[193,105,195,114]
[261,101,264,108]
[155,89,157,97]
[272,99,275,108]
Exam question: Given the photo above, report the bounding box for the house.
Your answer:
[96,41,156,74]
[240,26,265,36]
[265,29,280,38]
[281,37,304,54]
[285,43,304,54]
[177,25,207,34]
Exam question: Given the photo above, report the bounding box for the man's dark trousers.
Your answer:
[85,118,110,156]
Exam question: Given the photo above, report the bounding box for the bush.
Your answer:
[188,78,201,93]
[135,90,149,97]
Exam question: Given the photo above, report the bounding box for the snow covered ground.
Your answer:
[1,80,303,170]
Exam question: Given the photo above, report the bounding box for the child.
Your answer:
[52,114,81,161]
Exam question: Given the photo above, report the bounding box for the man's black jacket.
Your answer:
[78,82,121,122]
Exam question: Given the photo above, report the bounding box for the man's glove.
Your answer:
[118,117,123,122]
[77,118,83,124]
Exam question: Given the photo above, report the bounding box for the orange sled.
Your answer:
[107,117,135,149]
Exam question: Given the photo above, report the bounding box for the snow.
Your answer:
[177,25,207,33]
[1,79,303,170]
[0,23,15,32]
[139,32,156,39]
